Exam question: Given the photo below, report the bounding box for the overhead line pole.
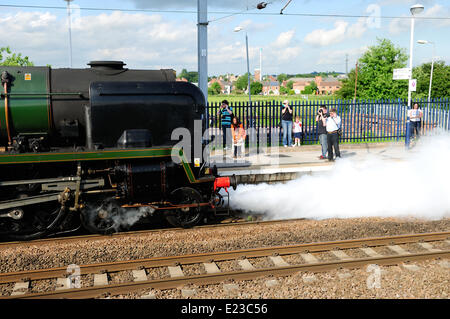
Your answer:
[197,0,208,107]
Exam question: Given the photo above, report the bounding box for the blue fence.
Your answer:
[206,98,450,148]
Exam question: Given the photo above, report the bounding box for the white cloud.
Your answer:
[317,46,368,66]
[304,18,367,47]
[0,11,197,70]
[272,30,296,48]
[389,4,450,35]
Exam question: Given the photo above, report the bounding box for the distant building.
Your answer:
[262,81,280,95]
[176,77,188,82]
[284,76,342,95]
[208,78,233,94]
[315,76,341,95]
[254,69,261,82]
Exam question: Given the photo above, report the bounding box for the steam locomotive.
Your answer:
[0,61,236,240]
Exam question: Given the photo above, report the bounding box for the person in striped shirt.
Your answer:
[217,100,233,149]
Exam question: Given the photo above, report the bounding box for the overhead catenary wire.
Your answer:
[1,4,450,21]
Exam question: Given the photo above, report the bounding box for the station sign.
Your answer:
[393,68,411,80]
[409,79,417,92]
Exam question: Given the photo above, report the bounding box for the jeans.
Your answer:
[281,120,293,146]
[319,134,328,157]
[327,132,340,160]
[410,121,421,138]
[222,125,231,148]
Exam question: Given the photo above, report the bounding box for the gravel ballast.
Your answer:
[0,217,448,298]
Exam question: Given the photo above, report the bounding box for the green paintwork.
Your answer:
[1,66,50,138]
[0,147,200,184]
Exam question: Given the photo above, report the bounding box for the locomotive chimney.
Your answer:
[87,61,126,70]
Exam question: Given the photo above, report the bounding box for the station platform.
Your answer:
[210,142,407,184]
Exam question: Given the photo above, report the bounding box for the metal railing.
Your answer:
[206,98,450,147]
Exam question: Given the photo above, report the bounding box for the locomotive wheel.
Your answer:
[165,187,204,228]
[81,198,122,235]
[0,202,64,241]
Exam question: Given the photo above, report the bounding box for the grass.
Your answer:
[207,94,336,104]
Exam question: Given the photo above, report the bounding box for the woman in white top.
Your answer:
[408,103,423,138]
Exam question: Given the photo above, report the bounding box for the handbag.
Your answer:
[331,117,342,136]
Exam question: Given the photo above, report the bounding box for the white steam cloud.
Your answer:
[230,131,450,221]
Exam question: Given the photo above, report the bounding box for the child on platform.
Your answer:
[231,116,246,158]
[293,116,302,147]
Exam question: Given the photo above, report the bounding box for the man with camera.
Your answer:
[217,100,233,150]
[281,100,294,147]
[315,105,329,159]
[322,108,341,161]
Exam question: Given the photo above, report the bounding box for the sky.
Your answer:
[0,0,449,76]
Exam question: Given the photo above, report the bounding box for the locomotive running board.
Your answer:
[0,193,60,210]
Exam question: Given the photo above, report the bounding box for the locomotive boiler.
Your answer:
[0,61,236,240]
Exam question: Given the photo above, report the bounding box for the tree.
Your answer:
[236,73,250,91]
[336,38,408,99]
[412,61,450,99]
[178,68,198,83]
[250,81,262,95]
[209,82,222,95]
[286,80,294,90]
[277,73,288,83]
[302,81,317,94]
[280,86,289,95]
[0,47,34,66]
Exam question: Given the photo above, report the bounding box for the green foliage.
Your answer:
[336,38,408,99]
[412,60,450,99]
[250,81,263,95]
[286,80,294,90]
[0,47,34,66]
[301,86,313,94]
[178,68,198,83]
[236,73,250,91]
[209,82,222,95]
[277,73,288,83]
[301,81,317,94]
[279,86,289,95]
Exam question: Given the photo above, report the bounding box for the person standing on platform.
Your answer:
[408,103,423,139]
[281,100,293,147]
[323,108,341,161]
[316,105,329,159]
[217,100,233,150]
[293,116,303,147]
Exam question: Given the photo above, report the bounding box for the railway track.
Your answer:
[0,216,302,249]
[1,231,449,299]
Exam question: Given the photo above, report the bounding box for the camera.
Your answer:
[318,109,323,115]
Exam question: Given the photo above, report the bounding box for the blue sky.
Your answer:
[0,0,449,76]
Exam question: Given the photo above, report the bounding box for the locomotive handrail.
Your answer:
[1,92,83,97]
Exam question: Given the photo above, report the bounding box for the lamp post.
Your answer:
[405,3,424,149]
[64,0,74,68]
[417,40,436,101]
[234,26,252,106]
[407,4,424,108]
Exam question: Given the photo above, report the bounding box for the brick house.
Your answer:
[262,81,280,95]
[314,76,342,95]
[208,78,233,94]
